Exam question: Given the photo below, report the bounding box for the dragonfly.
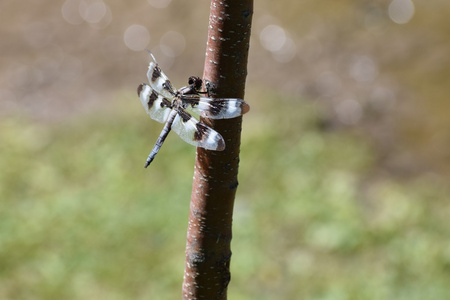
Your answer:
[137,52,250,168]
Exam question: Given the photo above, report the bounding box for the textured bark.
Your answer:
[182,0,253,299]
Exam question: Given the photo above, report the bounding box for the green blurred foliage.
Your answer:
[1,89,449,299]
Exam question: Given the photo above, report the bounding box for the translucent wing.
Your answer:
[137,83,173,123]
[146,60,176,99]
[182,95,250,119]
[171,108,225,151]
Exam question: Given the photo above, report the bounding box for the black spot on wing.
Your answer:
[148,90,158,109]
[217,138,225,151]
[160,79,175,95]
[194,123,208,142]
[178,109,192,123]
[163,80,172,92]
[210,101,227,116]
[151,66,162,82]
[162,98,172,108]
[241,101,250,114]
[180,94,201,108]
[137,84,144,97]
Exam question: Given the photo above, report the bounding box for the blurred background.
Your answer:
[1,0,449,299]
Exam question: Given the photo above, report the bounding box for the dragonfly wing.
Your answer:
[146,61,176,99]
[183,96,250,119]
[138,83,172,123]
[171,109,225,151]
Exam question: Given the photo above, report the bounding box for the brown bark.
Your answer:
[182,0,253,299]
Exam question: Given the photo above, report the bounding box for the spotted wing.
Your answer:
[181,95,250,119]
[137,83,173,123]
[146,61,176,99]
[171,108,225,151]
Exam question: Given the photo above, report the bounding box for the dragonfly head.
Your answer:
[188,76,202,92]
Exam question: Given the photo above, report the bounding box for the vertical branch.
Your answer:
[182,0,253,299]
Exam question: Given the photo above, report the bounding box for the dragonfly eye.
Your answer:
[188,76,202,91]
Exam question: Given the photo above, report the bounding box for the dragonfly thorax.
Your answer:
[177,76,202,97]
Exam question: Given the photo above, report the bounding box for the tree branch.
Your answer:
[182,0,253,299]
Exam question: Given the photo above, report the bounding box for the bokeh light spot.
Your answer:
[149,46,175,69]
[80,1,107,24]
[272,37,297,63]
[388,0,415,24]
[124,25,150,51]
[259,25,286,52]
[62,0,83,25]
